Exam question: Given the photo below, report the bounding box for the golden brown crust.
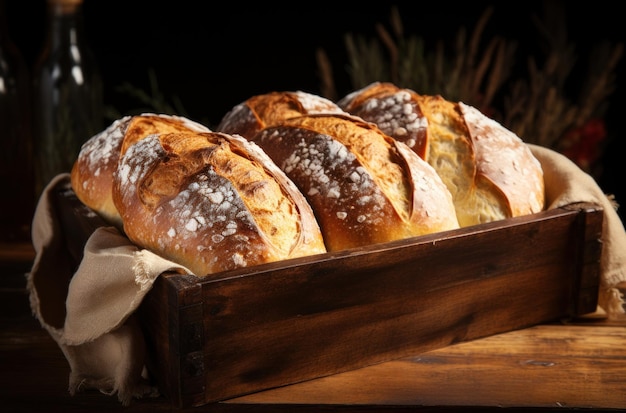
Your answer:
[338,82,429,159]
[458,102,545,217]
[70,113,209,227]
[417,94,498,226]
[72,85,543,278]
[251,113,460,251]
[112,131,326,276]
[339,82,545,226]
[70,115,131,227]
[217,90,345,139]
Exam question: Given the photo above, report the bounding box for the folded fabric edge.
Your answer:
[528,144,626,316]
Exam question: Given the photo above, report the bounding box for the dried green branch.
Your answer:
[344,33,388,90]
[319,4,622,175]
[334,6,514,111]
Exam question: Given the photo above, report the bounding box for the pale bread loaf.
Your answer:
[338,82,545,226]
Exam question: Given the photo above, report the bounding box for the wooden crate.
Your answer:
[55,182,603,408]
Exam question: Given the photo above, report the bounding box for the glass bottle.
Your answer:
[32,0,103,198]
[0,0,35,242]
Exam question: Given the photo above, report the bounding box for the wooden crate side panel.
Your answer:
[176,292,205,408]
[568,204,604,314]
[139,274,204,408]
[198,209,591,402]
[138,276,173,403]
[202,212,578,333]
[203,264,576,402]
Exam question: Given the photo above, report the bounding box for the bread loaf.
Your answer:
[338,82,545,226]
[70,83,545,277]
[217,90,346,139]
[112,131,327,276]
[71,113,210,227]
[246,113,461,251]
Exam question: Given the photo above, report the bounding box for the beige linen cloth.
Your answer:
[27,145,626,405]
[27,174,192,405]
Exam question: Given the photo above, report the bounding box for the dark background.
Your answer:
[5,0,626,222]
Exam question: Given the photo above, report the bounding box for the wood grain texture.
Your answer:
[230,323,626,409]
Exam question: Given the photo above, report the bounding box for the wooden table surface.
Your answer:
[2,241,625,412]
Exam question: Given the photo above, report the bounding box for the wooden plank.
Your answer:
[229,324,626,409]
[139,273,205,408]
[567,203,604,314]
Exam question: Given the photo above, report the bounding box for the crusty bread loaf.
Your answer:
[338,82,545,226]
[112,131,327,276]
[70,83,544,277]
[217,90,346,139]
[458,101,545,217]
[248,113,460,251]
[70,113,210,227]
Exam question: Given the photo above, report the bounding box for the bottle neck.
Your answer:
[48,0,83,14]
[44,0,85,50]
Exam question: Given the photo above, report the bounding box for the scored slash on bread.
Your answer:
[70,84,546,277]
[250,113,460,251]
[337,82,429,159]
[338,82,545,227]
[112,132,326,276]
[71,113,210,228]
[216,90,461,250]
[458,102,545,219]
[217,90,346,139]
